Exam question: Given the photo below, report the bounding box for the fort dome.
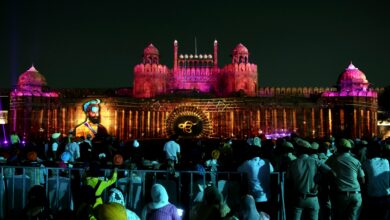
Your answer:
[337,63,369,90]
[18,65,47,88]
[233,43,248,54]
[144,44,159,55]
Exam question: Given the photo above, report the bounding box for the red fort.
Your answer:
[133,40,257,98]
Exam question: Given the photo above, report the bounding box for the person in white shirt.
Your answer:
[237,148,274,214]
[163,134,181,164]
[363,142,390,220]
[66,137,80,162]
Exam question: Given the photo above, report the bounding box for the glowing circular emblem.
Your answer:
[166,106,211,138]
[178,120,197,134]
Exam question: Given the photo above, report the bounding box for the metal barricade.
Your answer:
[0,165,286,220]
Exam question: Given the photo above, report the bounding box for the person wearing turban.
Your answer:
[75,99,108,140]
[190,184,237,220]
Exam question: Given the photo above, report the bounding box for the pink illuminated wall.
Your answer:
[133,44,169,98]
[8,48,379,140]
[133,40,258,98]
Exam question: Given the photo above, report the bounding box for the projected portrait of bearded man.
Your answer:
[75,99,108,140]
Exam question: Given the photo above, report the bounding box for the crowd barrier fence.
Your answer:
[0,165,286,220]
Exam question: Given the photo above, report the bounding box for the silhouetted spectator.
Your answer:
[237,147,274,214]
[326,138,365,220]
[107,188,140,220]
[190,184,236,220]
[22,185,54,220]
[362,142,390,220]
[141,183,181,220]
[84,162,118,208]
[239,194,270,220]
[79,134,93,162]
[163,135,181,166]
[286,138,332,220]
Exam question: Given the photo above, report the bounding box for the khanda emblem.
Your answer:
[178,120,197,134]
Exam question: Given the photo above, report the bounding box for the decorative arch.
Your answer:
[166,105,212,138]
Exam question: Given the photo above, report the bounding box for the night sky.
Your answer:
[1,0,389,89]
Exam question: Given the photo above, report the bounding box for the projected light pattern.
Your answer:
[166,105,212,138]
[6,42,379,140]
[0,98,7,145]
[265,131,291,140]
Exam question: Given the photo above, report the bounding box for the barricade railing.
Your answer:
[0,165,286,220]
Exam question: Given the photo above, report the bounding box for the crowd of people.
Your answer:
[0,129,390,220]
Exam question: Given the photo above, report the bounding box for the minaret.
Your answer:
[232,43,249,64]
[213,40,218,67]
[134,44,168,98]
[173,40,178,71]
[221,43,257,96]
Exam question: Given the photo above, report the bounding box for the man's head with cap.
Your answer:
[323,142,331,149]
[61,151,71,163]
[311,142,319,151]
[281,141,294,153]
[203,184,223,206]
[211,149,220,160]
[27,151,38,161]
[282,141,294,149]
[253,137,261,147]
[68,129,74,138]
[113,154,123,166]
[295,138,312,154]
[83,99,101,124]
[296,138,311,149]
[338,138,352,151]
[133,139,139,148]
[51,132,61,139]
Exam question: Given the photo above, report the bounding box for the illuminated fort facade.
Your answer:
[7,40,379,141]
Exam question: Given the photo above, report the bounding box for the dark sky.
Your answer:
[1,0,389,89]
